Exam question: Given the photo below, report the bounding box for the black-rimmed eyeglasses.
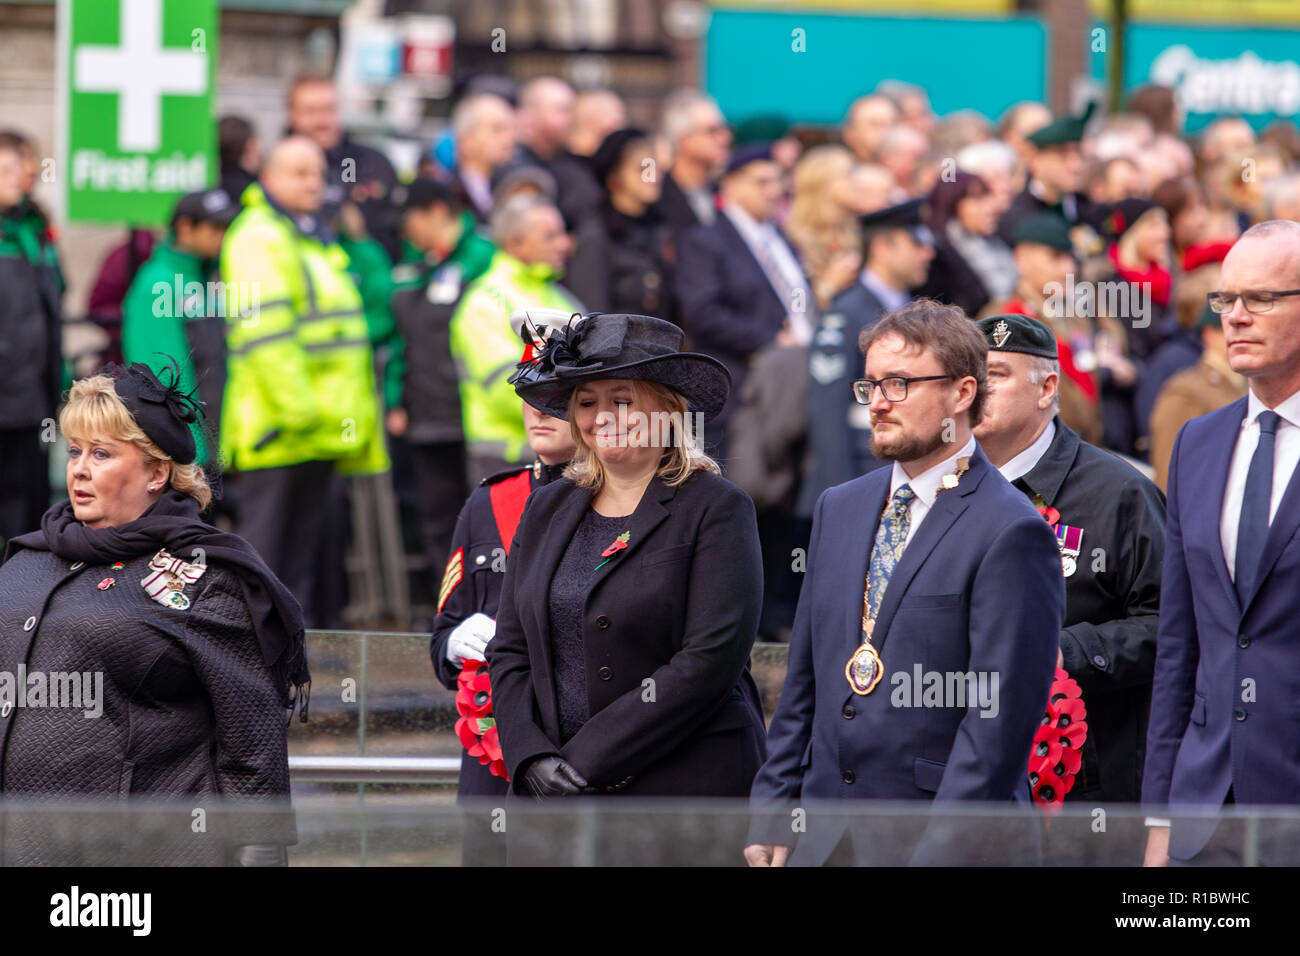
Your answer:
[851,375,955,405]
[1206,290,1300,314]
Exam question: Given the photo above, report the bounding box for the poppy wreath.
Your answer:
[1028,667,1088,811]
[454,660,508,780]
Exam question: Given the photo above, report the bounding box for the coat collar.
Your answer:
[1018,416,1080,505]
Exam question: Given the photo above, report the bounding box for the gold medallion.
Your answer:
[845,641,884,695]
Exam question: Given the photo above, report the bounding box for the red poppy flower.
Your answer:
[1029,669,1089,812]
[600,531,631,558]
[455,660,493,719]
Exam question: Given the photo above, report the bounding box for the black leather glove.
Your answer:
[234,844,288,866]
[518,755,592,798]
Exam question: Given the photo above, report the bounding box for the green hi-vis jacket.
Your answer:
[219,184,388,475]
[449,250,579,463]
[121,241,215,465]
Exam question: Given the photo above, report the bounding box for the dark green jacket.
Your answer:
[0,206,63,428]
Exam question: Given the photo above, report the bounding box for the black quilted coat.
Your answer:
[0,546,296,864]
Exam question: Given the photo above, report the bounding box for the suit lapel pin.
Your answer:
[595,531,631,571]
[940,456,970,492]
[97,577,115,590]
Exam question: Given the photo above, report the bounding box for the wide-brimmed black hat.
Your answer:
[508,313,731,421]
[113,360,203,464]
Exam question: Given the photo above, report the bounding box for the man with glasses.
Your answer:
[746,299,1065,866]
[1145,220,1300,866]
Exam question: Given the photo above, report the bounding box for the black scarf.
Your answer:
[4,490,310,721]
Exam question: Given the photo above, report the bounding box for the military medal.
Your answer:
[141,548,206,611]
[1055,524,1084,578]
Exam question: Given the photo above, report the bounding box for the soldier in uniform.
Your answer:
[973,313,1166,862]
[430,382,576,866]
[996,101,1103,256]
[801,200,934,515]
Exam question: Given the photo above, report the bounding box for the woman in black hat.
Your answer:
[0,362,307,865]
[488,313,766,816]
[566,129,677,324]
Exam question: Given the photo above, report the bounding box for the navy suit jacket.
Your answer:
[675,213,795,428]
[750,445,1065,865]
[1144,397,1300,862]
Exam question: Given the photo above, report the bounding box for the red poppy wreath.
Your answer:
[1028,667,1088,812]
[455,660,508,780]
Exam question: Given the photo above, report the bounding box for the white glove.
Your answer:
[446,612,497,665]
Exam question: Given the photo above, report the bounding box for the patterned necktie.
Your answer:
[1236,410,1281,601]
[863,484,915,633]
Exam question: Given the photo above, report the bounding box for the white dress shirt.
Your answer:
[1219,387,1300,581]
[889,435,978,550]
[722,202,814,344]
[861,268,910,314]
[997,421,1057,484]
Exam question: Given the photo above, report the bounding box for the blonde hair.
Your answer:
[59,375,212,512]
[564,380,720,492]
[787,144,859,276]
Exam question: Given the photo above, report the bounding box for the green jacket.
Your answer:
[219,184,387,474]
[387,213,495,410]
[339,233,402,409]
[121,240,216,464]
[449,250,578,462]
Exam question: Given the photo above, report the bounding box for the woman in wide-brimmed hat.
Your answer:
[487,312,767,826]
[0,362,306,865]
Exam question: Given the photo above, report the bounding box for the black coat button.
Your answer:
[1237,634,1251,648]
[598,666,613,681]
[1234,708,1247,722]
[1092,655,1108,668]
[841,770,855,784]
[595,615,610,629]
[842,704,855,719]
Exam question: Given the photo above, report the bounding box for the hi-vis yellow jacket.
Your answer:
[220,184,388,475]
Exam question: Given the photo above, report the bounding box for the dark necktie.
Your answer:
[1235,410,1281,601]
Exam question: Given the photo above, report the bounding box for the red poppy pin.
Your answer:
[1032,493,1060,528]
[595,530,631,570]
[97,577,115,591]
[111,561,124,570]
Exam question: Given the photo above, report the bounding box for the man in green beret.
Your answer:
[973,312,1166,862]
[997,102,1103,254]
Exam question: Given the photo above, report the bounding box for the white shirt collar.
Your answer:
[998,420,1057,483]
[861,269,910,313]
[890,435,977,507]
[1245,387,1300,430]
[722,201,770,239]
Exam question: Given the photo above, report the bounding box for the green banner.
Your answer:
[59,0,218,225]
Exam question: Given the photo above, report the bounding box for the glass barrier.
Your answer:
[0,798,1295,867]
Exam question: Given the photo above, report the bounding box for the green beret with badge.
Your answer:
[976,313,1059,359]
[1026,100,1096,148]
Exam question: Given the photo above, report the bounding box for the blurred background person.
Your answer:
[447,92,518,224]
[877,124,929,200]
[218,115,262,204]
[919,170,1017,317]
[551,88,628,230]
[841,93,898,165]
[513,76,575,174]
[675,144,809,461]
[998,102,1100,248]
[220,136,387,627]
[957,138,1020,216]
[121,188,239,477]
[0,134,62,548]
[451,196,578,483]
[286,73,400,260]
[784,144,867,311]
[568,128,675,321]
[387,179,496,598]
[1087,156,1144,206]
[1104,197,1174,362]
[997,100,1053,191]
[1147,300,1247,492]
[658,89,732,233]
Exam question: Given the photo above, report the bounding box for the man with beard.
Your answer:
[747,298,1065,866]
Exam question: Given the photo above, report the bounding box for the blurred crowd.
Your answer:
[1,72,1295,635]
